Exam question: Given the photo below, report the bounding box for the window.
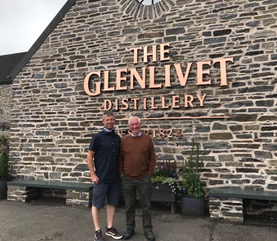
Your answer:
[121,0,174,20]
[137,0,162,5]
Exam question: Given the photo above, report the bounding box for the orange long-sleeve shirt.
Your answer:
[119,134,156,178]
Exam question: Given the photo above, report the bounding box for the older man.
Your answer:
[119,116,156,241]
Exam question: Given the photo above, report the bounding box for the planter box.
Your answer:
[151,183,175,202]
[136,183,176,213]
[181,195,206,216]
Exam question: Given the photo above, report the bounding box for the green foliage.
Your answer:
[182,140,205,198]
[0,135,9,181]
[151,160,181,193]
[151,176,182,194]
[183,171,204,198]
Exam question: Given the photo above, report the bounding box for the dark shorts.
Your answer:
[92,181,121,208]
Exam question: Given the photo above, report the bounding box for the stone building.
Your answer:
[1,0,277,217]
[0,52,26,135]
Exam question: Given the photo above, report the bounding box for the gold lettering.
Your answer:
[131,98,140,110]
[174,62,193,86]
[150,97,158,109]
[164,64,171,87]
[130,67,146,89]
[130,47,142,64]
[83,71,102,96]
[167,129,173,139]
[197,93,206,106]
[196,61,211,85]
[122,98,129,110]
[143,45,157,63]
[103,70,114,91]
[103,99,112,110]
[213,57,234,86]
[161,96,169,109]
[160,43,170,61]
[172,95,180,108]
[144,129,150,135]
[184,95,194,107]
[149,66,161,88]
[114,98,119,110]
[143,98,147,110]
[84,45,235,104]
[116,68,128,91]
[159,129,165,138]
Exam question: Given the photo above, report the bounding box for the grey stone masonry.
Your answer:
[66,189,92,207]
[7,186,37,202]
[209,197,244,223]
[0,84,11,136]
[1,0,276,214]
[8,185,91,207]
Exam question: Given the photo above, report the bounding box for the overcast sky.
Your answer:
[0,0,160,56]
[0,0,67,55]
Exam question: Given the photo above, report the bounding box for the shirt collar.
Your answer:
[130,132,142,138]
[103,127,115,133]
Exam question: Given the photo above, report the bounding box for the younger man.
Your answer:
[87,112,123,241]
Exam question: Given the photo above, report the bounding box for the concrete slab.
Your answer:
[0,200,276,241]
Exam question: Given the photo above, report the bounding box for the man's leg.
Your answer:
[91,184,106,241]
[137,176,155,241]
[122,176,136,239]
[105,181,123,240]
[92,206,101,231]
[106,204,116,228]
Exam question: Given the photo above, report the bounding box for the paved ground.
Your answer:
[0,199,277,241]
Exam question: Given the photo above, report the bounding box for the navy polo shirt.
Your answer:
[89,130,121,183]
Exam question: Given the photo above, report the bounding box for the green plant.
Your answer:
[0,135,9,181]
[182,140,205,198]
[151,160,181,193]
[151,176,182,194]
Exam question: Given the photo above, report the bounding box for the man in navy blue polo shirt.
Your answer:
[87,111,122,241]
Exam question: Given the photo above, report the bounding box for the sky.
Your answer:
[0,0,160,56]
[0,0,67,55]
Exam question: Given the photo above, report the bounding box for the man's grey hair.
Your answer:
[102,111,115,120]
[128,116,141,125]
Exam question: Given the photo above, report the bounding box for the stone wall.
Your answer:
[4,0,277,200]
[0,84,11,137]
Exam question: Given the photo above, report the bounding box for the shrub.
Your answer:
[181,140,205,198]
[0,135,9,181]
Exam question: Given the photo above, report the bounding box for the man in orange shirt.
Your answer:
[119,116,156,241]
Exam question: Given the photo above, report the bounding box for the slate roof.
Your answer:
[0,52,26,84]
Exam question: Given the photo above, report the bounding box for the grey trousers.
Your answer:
[121,175,153,232]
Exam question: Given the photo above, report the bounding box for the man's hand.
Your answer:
[91,174,99,184]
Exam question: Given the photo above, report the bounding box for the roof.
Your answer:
[0,52,26,84]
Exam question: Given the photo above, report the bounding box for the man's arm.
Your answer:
[147,137,157,177]
[87,149,99,184]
